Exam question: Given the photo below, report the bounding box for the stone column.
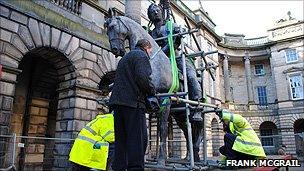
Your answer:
[223,54,232,102]
[244,52,254,103]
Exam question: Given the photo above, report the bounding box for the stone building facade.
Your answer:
[0,0,303,170]
[218,15,304,157]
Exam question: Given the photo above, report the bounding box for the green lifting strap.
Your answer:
[160,20,180,110]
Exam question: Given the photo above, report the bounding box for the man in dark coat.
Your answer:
[109,39,157,171]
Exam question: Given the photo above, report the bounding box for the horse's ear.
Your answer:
[107,8,115,18]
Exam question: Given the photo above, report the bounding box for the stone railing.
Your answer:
[232,103,279,111]
[245,36,269,46]
[50,0,82,15]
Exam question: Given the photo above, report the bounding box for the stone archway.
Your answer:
[294,119,304,158]
[10,47,77,170]
[0,11,117,170]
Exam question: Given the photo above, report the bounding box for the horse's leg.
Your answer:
[191,120,203,162]
[157,105,170,165]
[172,112,190,160]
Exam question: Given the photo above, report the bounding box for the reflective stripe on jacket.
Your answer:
[222,111,266,158]
[69,114,115,170]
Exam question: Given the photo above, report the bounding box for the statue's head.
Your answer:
[104,9,128,56]
[148,3,163,23]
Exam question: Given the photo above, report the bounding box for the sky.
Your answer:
[184,1,304,38]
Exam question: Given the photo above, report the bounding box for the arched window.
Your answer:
[259,121,278,147]
[294,119,304,157]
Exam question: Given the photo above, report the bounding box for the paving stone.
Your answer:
[10,11,28,25]
[28,18,42,47]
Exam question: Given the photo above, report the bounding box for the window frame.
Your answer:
[254,64,265,76]
[285,48,298,63]
[288,73,304,100]
[260,128,274,147]
[257,86,268,105]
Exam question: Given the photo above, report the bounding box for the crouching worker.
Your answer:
[69,113,115,171]
[216,110,266,163]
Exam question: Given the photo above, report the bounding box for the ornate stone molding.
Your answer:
[283,66,304,74]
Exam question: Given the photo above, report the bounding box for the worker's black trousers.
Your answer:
[112,105,147,171]
[219,133,256,160]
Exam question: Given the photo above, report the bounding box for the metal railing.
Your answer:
[49,0,82,15]
[0,134,74,171]
[1,131,303,170]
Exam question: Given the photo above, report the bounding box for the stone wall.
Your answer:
[0,2,117,169]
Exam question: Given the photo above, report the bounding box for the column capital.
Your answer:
[244,52,251,60]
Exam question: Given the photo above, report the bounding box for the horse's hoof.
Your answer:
[157,159,166,166]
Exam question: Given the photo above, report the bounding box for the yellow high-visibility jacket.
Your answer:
[222,111,266,158]
[69,114,115,170]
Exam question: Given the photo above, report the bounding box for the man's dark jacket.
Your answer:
[109,47,156,109]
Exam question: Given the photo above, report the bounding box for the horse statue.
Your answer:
[104,10,204,165]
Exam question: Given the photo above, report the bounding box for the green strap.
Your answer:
[166,20,179,93]
[160,20,180,111]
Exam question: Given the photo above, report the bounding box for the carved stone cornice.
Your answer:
[283,66,304,74]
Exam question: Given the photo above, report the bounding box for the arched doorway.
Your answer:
[11,47,76,170]
[259,121,279,154]
[294,119,304,158]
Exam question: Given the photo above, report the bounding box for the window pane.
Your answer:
[289,75,303,99]
[260,129,274,146]
[257,86,267,105]
[286,49,298,62]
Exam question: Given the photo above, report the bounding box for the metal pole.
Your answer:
[156,92,187,98]
[170,97,218,108]
[181,37,195,169]
[154,29,198,41]
[203,111,207,166]
[199,61,208,166]
[12,133,16,168]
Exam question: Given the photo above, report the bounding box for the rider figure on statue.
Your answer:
[147,2,203,121]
